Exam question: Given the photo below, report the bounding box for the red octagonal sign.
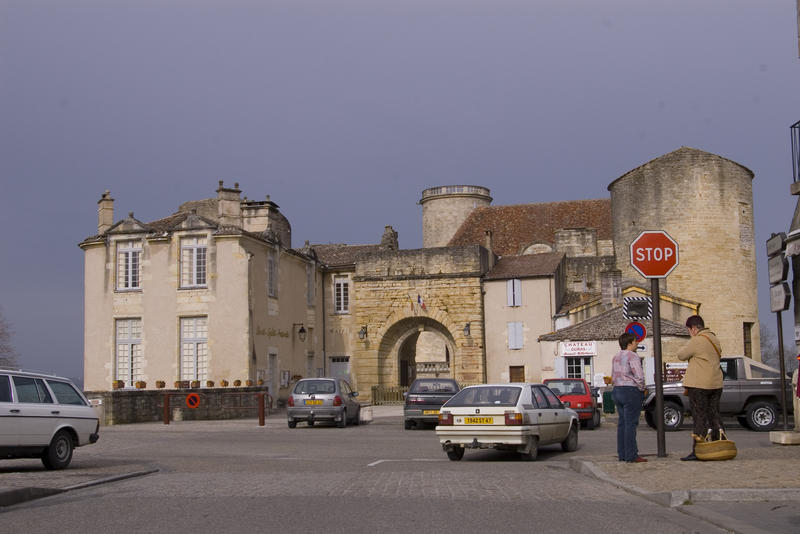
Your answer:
[630,230,679,278]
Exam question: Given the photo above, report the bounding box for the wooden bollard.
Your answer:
[163,393,171,424]
[257,392,265,426]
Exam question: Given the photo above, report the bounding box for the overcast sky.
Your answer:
[1,1,799,382]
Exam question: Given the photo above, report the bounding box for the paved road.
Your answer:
[1,409,798,533]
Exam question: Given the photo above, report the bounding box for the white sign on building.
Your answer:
[560,341,597,357]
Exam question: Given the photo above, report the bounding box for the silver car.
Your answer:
[286,378,361,428]
[0,369,100,470]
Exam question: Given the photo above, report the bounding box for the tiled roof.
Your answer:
[539,307,689,342]
[311,244,384,267]
[484,253,564,280]
[448,199,612,256]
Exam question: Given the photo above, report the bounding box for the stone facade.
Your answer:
[420,185,492,248]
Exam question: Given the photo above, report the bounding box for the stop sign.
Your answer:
[630,231,679,278]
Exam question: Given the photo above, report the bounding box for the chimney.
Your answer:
[380,225,399,250]
[485,230,495,270]
[97,190,114,234]
[216,180,242,227]
[601,270,622,309]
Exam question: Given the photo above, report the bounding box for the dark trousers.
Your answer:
[687,387,723,438]
[612,386,643,461]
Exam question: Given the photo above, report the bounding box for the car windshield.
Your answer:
[409,380,458,394]
[545,380,586,395]
[444,386,521,407]
[294,380,335,395]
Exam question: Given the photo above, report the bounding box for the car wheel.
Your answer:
[561,424,579,452]
[307,420,314,427]
[288,420,297,429]
[404,419,413,430]
[41,430,73,470]
[663,401,683,431]
[337,410,347,428]
[446,447,465,461]
[746,401,778,431]
[644,409,657,430]
[591,409,601,429]
[519,435,539,461]
[737,416,752,430]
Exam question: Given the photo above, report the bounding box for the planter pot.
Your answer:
[191,380,201,389]
[220,380,229,387]
[245,380,254,386]
[206,380,215,388]
[135,381,147,389]
[257,379,264,386]
[156,381,166,389]
[112,380,125,390]
[233,380,242,387]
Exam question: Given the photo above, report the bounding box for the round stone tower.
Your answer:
[608,146,759,357]
[420,185,492,248]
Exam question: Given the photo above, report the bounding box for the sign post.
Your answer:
[766,232,791,430]
[630,230,679,458]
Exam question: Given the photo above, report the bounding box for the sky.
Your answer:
[1,0,799,382]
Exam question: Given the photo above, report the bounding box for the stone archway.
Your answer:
[377,317,457,387]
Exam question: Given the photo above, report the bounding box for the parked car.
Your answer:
[404,378,460,430]
[286,378,361,428]
[643,356,794,432]
[435,383,579,461]
[0,369,100,470]
[543,378,601,429]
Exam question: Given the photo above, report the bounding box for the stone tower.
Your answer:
[419,185,492,248]
[608,146,759,357]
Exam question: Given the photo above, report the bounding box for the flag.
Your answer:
[417,294,426,311]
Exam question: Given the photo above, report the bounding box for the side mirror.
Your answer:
[352,391,359,397]
[563,401,571,408]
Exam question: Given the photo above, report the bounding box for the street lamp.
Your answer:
[358,326,367,340]
[463,322,471,337]
[293,323,307,342]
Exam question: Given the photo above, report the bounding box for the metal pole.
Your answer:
[651,278,666,457]
[162,393,170,425]
[257,393,265,426]
[776,312,790,430]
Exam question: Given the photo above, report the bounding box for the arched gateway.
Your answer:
[378,317,457,387]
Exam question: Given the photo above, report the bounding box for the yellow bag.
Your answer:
[695,429,737,461]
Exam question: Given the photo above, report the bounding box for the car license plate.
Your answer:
[464,416,493,424]
[305,400,323,405]
[423,409,439,415]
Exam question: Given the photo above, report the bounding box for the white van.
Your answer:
[0,369,99,469]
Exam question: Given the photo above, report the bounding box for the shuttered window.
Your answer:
[506,279,522,307]
[508,322,523,349]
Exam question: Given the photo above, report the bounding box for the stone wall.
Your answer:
[85,386,268,425]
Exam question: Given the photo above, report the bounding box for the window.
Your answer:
[47,381,86,405]
[507,322,523,349]
[334,276,349,313]
[306,264,315,305]
[509,366,525,382]
[181,237,207,288]
[507,279,522,307]
[181,317,208,381]
[267,250,277,297]
[12,377,53,403]
[0,375,11,402]
[116,240,142,290]
[566,356,593,382]
[116,318,142,384]
[742,322,753,359]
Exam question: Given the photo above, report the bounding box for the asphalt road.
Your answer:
[0,414,736,534]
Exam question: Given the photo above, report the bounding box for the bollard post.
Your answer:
[257,393,265,426]
[163,393,170,425]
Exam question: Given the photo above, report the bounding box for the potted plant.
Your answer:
[191,380,200,388]
[174,380,182,388]
[156,380,166,389]
[233,379,241,387]
[257,379,264,386]
[112,380,125,390]
[245,379,253,386]
[135,380,147,389]
[220,379,229,387]
[206,380,214,387]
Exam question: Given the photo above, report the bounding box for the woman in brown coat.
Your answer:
[676,315,723,460]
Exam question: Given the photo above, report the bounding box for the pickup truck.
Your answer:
[643,356,794,432]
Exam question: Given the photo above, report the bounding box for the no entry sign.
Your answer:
[630,231,679,278]
[625,321,647,342]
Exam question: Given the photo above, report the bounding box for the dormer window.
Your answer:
[116,240,142,290]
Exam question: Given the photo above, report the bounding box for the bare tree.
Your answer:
[759,323,798,373]
[0,307,18,368]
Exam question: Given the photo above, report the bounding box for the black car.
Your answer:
[403,378,460,429]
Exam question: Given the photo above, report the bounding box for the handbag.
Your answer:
[694,429,737,461]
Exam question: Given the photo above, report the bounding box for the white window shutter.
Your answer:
[554,357,565,378]
[508,322,523,349]
[507,280,515,307]
[514,279,522,306]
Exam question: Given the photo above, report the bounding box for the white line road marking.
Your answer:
[367,459,443,467]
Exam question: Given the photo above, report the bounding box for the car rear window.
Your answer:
[294,380,335,394]
[47,380,87,406]
[409,380,458,394]
[444,386,521,407]
[544,380,587,395]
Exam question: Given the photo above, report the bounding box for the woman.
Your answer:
[612,332,647,463]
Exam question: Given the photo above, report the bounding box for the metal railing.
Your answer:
[371,385,409,405]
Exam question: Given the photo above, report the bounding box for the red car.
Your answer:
[543,378,601,429]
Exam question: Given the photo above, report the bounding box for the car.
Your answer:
[0,368,100,470]
[643,356,795,432]
[543,378,601,429]
[435,383,579,461]
[403,377,460,430]
[286,378,361,428]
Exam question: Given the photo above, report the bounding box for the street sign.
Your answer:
[625,321,647,342]
[623,296,652,320]
[186,393,201,409]
[766,232,787,257]
[630,231,679,278]
[768,255,789,285]
[770,282,791,312]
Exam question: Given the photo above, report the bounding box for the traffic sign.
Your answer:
[625,321,647,342]
[186,393,201,409]
[630,231,679,278]
[623,296,652,320]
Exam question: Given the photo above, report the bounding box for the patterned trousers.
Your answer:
[686,387,723,438]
